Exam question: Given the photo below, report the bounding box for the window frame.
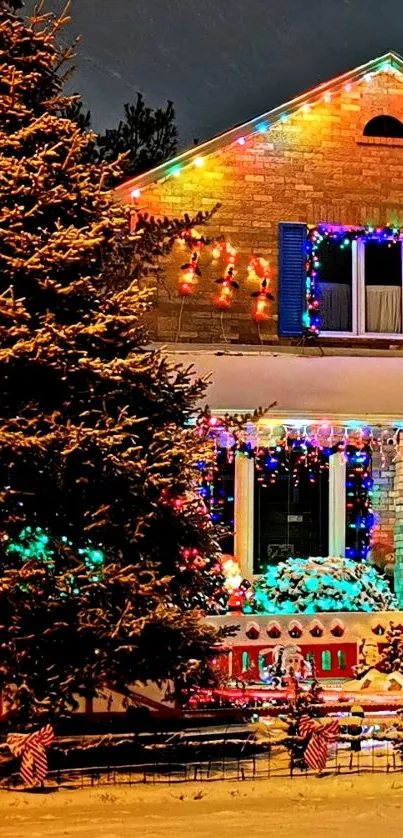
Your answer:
[320,234,403,340]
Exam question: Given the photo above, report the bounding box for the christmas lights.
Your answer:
[4,527,106,575]
[305,224,403,335]
[251,556,397,615]
[213,243,239,309]
[196,447,235,552]
[345,443,374,560]
[127,56,398,193]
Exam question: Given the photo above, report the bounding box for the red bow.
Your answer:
[299,715,339,772]
[7,725,55,787]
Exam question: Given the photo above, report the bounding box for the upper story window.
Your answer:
[317,233,403,337]
[278,223,403,340]
[363,115,403,139]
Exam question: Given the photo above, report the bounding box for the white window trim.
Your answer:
[320,237,403,340]
[235,454,346,578]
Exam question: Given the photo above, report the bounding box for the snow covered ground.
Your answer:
[2,775,403,838]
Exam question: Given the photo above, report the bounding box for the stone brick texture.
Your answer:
[118,71,403,346]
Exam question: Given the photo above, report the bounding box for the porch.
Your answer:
[164,346,403,600]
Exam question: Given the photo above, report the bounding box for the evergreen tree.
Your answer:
[0,1,226,728]
[379,623,403,674]
[64,94,178,181]
[97,94,178,179]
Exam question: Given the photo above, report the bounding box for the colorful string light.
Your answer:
[345,443,374,560]
[305,224,403,336]
[126,57,396,192]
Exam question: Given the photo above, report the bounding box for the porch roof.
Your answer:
[164,347,403,425]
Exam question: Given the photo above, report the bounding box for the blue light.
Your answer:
[257,122,268,133]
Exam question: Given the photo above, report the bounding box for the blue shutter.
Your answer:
[278,222,307,337]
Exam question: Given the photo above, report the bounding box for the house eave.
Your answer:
[115,50,403,202]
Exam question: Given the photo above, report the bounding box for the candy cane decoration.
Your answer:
[251,278,274,321]
[214,243,239,309]
[299,715,339,772]
[249,258,273,322]
[7,724,55,787]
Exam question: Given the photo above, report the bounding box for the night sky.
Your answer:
[25,0,403,147]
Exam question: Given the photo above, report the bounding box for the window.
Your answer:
[253,443,329,573]
[321,650,332,672]
[242,651,250,673]
[363,115,403,139]
[317,232,403,338]
[317,236,353,332]
[337,650,347,670]
[258,652,268,677]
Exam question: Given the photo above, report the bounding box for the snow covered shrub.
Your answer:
[251,557,397,614]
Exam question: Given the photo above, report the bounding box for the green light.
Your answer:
[168,165,182,178]
[5,527,106,579]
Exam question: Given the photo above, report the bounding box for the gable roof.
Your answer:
[115,51,403,201]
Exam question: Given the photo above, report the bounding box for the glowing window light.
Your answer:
[237,136,246,145]
[131,188,141,199]
[194,156,204,167]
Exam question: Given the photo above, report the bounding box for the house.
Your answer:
[115,53,403,675]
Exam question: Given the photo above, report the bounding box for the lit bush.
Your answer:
[250,556,397,614]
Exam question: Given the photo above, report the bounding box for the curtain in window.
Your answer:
[319,282,352,331]
[366,286,402,333]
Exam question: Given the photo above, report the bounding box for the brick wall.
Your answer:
[120,71,403,345]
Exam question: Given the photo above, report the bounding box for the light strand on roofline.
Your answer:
[130,59,396,200]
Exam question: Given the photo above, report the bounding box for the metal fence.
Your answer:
[3,736,403,789]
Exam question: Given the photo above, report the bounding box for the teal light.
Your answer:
[168,164,182,178]
[5,527,106,578]
[252,556,397,615]
[256,122,268,133]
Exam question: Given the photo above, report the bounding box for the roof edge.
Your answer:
[115,51,403,200]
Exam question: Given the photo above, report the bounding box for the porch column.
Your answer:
[328,451,346,558]
[394,432,403,606]
[234,453,255,580]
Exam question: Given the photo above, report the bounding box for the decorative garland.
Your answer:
[305,224,403,336]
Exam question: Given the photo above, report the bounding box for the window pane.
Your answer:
[254,452,329,573]
[337,650,346,670]
[242,651,249,673]
[317,237,353,332]
[365,241,402,333]
[258,653,268,678]
[322,650,332,671]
